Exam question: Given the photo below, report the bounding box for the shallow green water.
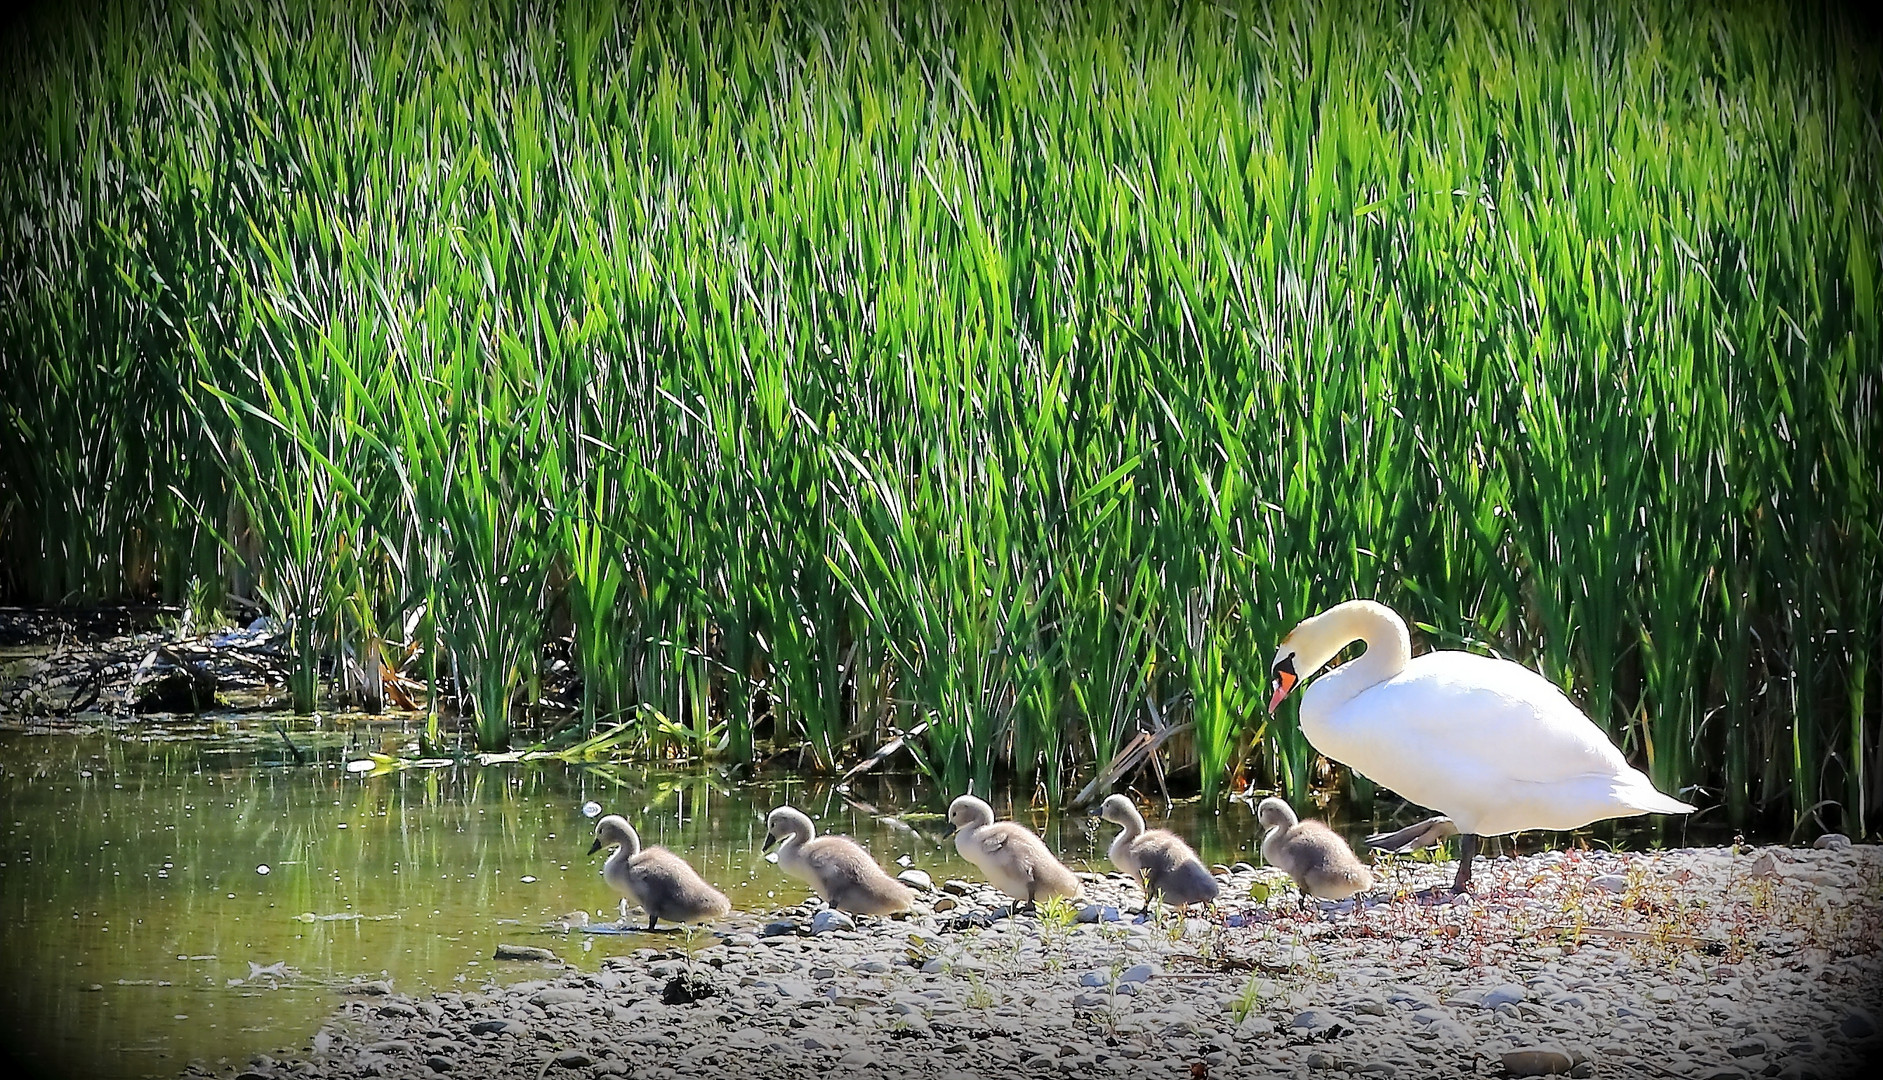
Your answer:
[0,719,1265,1079]
[0,717,1714,1079]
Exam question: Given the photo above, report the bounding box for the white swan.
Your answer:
[1267,600,1696,891]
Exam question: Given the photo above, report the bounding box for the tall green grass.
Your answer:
[1,0,1877,832]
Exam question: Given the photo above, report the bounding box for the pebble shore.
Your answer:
[199,842,1881,1080]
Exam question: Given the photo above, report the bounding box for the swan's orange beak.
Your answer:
[1267,662,1298,715]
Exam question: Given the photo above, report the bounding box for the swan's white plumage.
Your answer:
[1280,601,1695,838]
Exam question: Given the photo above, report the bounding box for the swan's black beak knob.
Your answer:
[1268,655,1299,715]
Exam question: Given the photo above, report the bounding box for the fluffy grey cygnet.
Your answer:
[762,805,913,916]
[588,814,731,931]
[943,794,1083,914]
[1096,794,1220,912]
[1253,796,1374,908]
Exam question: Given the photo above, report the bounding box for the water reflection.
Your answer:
[0,721,1709,1079]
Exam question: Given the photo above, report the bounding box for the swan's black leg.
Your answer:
[1452,834,1479,893]
[647,913,659,932]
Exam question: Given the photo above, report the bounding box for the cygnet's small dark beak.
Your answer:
[939,822,958,838]
[586,838,603,856]
[761,832,779,853]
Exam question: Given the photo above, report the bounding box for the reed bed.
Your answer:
[1,0,1877,834]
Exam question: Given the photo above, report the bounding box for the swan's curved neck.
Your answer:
[775,818,814,867]
[615,827,642,860]
[1113,808,1145,840]
[1305,602,1412,712]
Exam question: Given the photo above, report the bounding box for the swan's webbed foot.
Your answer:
[1366,815,1458,853]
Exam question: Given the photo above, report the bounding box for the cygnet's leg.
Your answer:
[619,898,630,923]
[646,911,659,932]
[1451,834,1479,893]
[1366,815,1457,853]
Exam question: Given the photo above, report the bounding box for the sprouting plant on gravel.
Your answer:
[961,969,996,1012]
[1170,909,1196,944]
[1035,896,1078,969]
[1227,972,1267,1026]
[678,924,703,980]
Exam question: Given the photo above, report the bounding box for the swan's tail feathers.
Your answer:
[1366,815,1458,853]
[1614,778,1698,816]
[1631,790,1699,815]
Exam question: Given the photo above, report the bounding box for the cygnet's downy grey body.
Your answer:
[1095,794,1220,911]
[762,805,913,916]
[587,814,731,931]
[1253,796,1374,907]
[942,794,1083,914]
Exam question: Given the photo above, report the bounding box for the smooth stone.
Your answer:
[424,1056,453,1073]
[468,1020,528,1037]
[1813,833,1852,851]
[1502,1048,1575,1076]
[1076,904,1122,923]
[1291,1009,1344,1031]
[1589,874,1629,893]
[761,920,801,937]
[898,869,935,891]
[493,944,559,962]
[1840,1008,1877,1038]
[551,1050,593,1068]
[932,897,958,912]
[811,910,855,934]
[1078,971,1109,987]
[1118,963,1156,984]
[367,1040,414,1054]
[941,879,975,896]
[1478,984,1528,1009]
[1728,1037,1769,1057]
[339,981,395,996]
